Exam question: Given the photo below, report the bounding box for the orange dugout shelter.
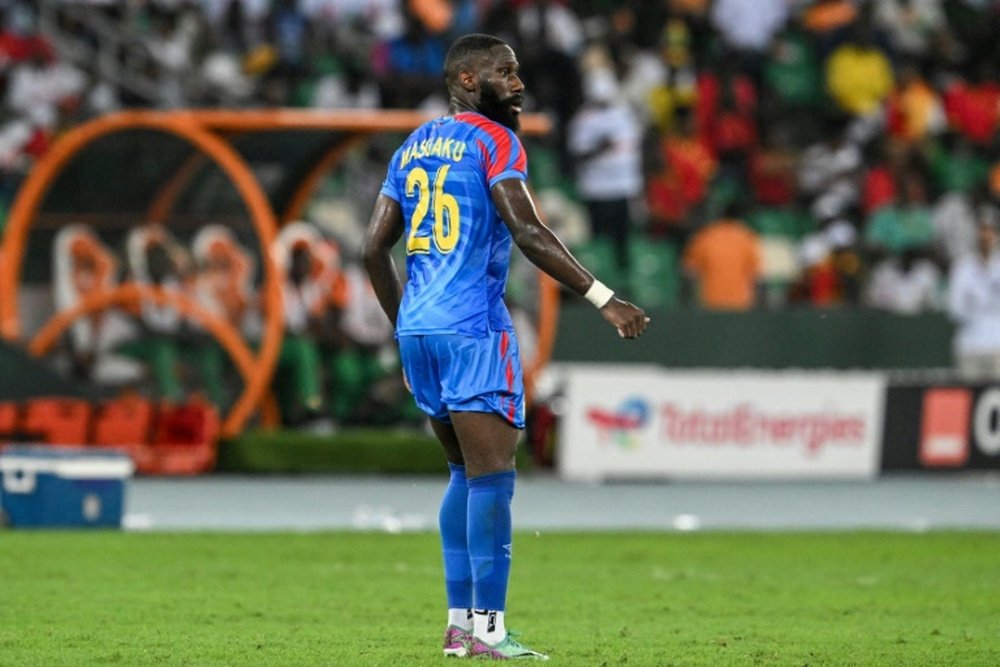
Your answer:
[0,109,560,437]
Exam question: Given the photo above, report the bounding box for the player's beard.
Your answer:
[478,79,522,132]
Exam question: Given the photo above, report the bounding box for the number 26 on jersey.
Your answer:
[405,165,461,255]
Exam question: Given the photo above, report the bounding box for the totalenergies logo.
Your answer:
[586,397,650,448]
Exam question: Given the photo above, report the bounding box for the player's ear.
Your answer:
[458,69,477,93]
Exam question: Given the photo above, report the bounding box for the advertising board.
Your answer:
[882,383,1000,471]
[559,367,886,481]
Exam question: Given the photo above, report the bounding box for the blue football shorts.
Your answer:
[399,329,525,429]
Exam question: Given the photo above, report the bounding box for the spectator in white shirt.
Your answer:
[147,9,197,108]
[710,0,789,79]
[6,46,84,130]
[798,114,863,221]
[874,0,945,58]
[515,0,584,57]
[932,186,988,264]
[866,249,943,314]
[947,212,1000,379]
[567,63,643,275]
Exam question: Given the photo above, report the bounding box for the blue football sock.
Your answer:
[467,470,516,612]
[440,462,472,610]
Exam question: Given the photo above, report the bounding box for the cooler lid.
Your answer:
[0,445,135,479]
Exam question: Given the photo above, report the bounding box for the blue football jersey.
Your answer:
[379,111,528,337]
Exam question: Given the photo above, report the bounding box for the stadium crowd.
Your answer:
[4,0,1000,413]
[3,0,1000,310]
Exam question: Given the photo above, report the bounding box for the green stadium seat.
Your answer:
[748,208,813,240]
[703,174,746,221]
[527,144,577,200]
[628,238,680,309]
[292,78,318,107]
[572,238,626,293]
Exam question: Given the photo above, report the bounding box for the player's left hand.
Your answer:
[599,297,649,339]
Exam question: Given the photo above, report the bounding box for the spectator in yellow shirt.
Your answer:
[826,22,894,116]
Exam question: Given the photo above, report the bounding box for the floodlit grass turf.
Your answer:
[1,532,998,666]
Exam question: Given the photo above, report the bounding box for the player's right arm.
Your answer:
[492,178,649,339]
[362,193,405,328]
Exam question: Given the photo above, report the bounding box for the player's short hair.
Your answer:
[444,33,507,86]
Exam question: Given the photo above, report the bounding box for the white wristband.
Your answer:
[584,279,614,308]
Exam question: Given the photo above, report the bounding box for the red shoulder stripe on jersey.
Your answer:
[456,112,520,181]
[475,138,490,170]
[510,138,526,174]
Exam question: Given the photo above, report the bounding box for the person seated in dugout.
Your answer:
[270,221,338,429]
[121,222,194,404]
[189,224,258,410]
[320,261,421,426]
[52,223,142,386]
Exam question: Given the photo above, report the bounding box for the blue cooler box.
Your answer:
[0,446,135,528]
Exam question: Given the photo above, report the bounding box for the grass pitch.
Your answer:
[1,531,998,666]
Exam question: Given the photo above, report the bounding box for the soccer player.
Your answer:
[363,33,649,660]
